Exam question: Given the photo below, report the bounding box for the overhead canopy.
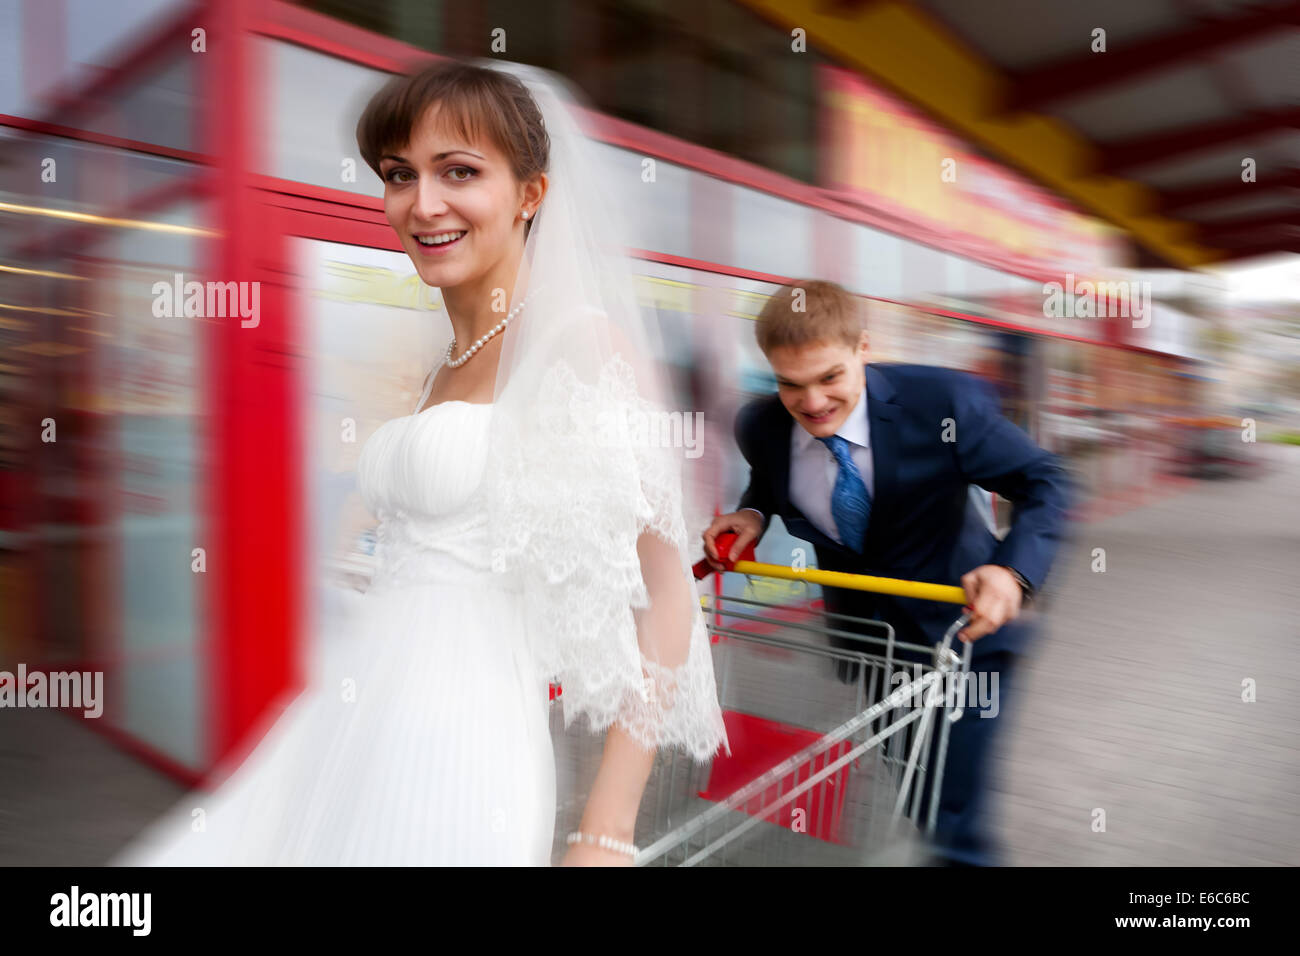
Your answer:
[738,0,1298,267]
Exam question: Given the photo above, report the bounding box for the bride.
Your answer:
[111,58,730,866]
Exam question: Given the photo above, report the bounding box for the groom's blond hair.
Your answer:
[755,280,863,355]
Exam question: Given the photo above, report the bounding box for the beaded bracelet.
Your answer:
[566,830,638,859]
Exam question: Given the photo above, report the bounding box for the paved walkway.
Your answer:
[992,443,1300,865]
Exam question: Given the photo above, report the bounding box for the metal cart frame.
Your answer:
[635,589,973,866]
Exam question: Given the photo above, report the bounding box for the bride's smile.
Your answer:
[376,103,546,336]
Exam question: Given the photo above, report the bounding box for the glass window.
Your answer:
[0,0,193,126]
[294,0,825,184]
[732,185,813,279]
[261,38,392,197]
[77,198,214,770]
[852,225,904,301]
[593,142,693,257]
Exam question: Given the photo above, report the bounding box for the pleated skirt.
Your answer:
[112,575,556,866]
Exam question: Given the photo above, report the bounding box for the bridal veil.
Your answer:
[473,60,730,763]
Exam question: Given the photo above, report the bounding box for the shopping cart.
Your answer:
[625,532,975,866]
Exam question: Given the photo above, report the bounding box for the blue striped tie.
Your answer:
[818,434,870,553]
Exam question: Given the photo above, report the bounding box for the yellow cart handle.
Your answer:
[693,531,968,605]
[725,560,969,605]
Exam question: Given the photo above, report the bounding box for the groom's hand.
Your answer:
[702,510,763,572]
[958,565,1024,643]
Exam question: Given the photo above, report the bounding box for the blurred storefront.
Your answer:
[0,0,1211,782]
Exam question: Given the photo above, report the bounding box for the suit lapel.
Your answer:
[863,364,899,550]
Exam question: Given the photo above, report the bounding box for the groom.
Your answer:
[703,280,1070,867]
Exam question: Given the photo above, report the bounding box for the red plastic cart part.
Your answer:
[692,530,756,580]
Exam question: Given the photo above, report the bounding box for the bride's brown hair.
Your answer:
[356,59,550,220]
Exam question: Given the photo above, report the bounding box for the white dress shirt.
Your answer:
[743,385,873,547]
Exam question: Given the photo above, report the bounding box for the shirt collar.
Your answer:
[795,383,870,451]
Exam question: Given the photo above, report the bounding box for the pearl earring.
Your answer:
[521,211,530,220]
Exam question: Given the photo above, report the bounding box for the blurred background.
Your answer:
[0,0,1296,865]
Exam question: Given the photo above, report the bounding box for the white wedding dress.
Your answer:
[112,383,557,866]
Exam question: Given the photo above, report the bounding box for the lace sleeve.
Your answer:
[485,354,730,764]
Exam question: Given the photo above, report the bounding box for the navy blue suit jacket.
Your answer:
[735,363,1071,658]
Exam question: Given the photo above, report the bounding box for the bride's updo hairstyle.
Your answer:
[356,58,551,235]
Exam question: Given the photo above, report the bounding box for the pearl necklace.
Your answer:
[444,293,533,368]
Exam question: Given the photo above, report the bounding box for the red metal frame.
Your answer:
[0,113,206,164]
[254,0,429,74]
[200,0,303,769]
